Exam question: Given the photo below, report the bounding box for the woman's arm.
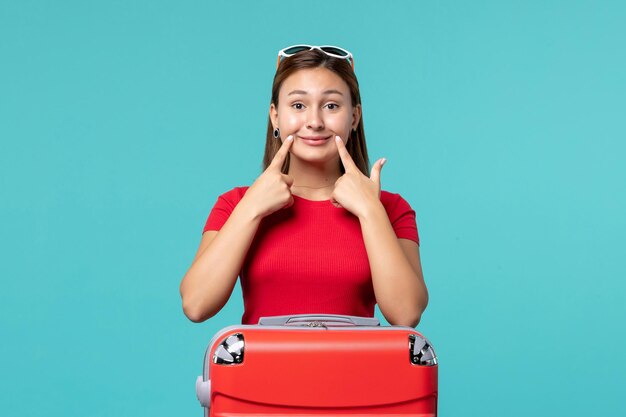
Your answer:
[180,137,295,323]
[358,203,428,327]
[179,202,262,322]
[331,137,428,327]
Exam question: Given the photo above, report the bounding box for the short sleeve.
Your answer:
[380,191,420,245]
[202,187,248,234]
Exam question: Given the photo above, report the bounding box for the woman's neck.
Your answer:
[288,157,341,199]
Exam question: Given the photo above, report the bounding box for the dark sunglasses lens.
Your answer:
[283,46,311,55]
[321,47,349,57]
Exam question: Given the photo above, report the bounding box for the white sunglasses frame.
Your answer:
[276,44,355,70]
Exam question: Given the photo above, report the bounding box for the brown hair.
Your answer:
[263,49,370,176]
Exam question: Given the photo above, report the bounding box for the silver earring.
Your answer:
[273,128,280,139]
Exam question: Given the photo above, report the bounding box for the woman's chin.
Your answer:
[289,151,336,167]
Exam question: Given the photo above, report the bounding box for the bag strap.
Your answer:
[257,314,380,327]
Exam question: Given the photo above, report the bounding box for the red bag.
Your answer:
[196,314,438,416]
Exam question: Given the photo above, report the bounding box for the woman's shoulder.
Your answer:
[204,186,250,233]
[218,186,250,199]
[214,186,250,207]
[380,190,419,243]
[380,189,413,209]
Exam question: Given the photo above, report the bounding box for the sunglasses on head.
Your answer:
[276,44,355,70]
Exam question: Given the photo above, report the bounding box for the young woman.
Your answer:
[180,45,428,327]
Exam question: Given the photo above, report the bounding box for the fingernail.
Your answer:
[381,158,387,166]
[335,136,341,142]
[287,135,293,141]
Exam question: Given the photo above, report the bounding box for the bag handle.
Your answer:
[257,314,380,327]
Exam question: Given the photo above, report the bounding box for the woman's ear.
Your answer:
[352,104,362,130]
[269,103,278,128]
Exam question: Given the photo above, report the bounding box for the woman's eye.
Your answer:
[326,103,339,110]
[292,103,304,110]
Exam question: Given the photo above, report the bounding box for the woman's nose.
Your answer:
[306,110,324,130]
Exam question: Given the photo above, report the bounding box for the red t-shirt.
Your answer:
[203,186,419,324]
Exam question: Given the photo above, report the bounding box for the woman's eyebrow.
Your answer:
[287,89,344,96]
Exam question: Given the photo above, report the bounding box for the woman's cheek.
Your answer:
[282,114,301,130]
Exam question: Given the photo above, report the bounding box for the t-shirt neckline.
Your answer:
[292,194,333,205]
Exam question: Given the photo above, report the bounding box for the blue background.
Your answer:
[1,1,624,416]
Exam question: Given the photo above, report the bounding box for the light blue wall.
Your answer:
[1,1,624,416]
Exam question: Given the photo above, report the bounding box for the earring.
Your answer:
[273,127,280,139]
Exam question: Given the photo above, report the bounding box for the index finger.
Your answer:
[269,135,294,170]
[335,136,358,172]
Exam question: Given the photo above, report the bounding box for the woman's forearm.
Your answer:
[180,199,262,322]
[358,202,428,327]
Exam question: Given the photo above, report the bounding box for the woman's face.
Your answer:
[270,67,361,166]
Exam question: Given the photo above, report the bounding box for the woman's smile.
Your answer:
[298,135,332,146]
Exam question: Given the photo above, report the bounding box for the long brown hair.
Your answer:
[263,49,370,176]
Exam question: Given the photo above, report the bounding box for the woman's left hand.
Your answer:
[331,136,386,218]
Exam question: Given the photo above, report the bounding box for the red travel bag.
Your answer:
[196,314,438,416]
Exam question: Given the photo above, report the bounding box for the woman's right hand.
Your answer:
[240,135,295,219]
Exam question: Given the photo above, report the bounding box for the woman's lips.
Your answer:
[299,136,331,146]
